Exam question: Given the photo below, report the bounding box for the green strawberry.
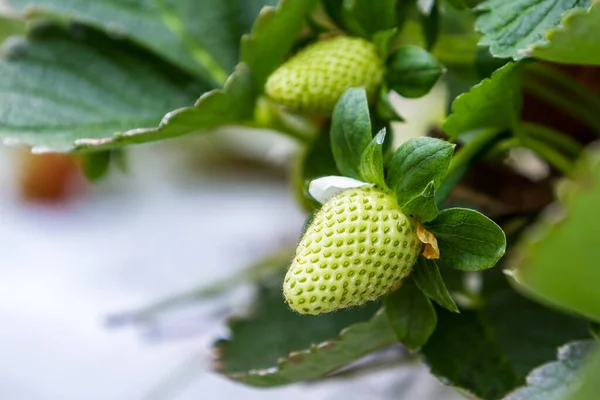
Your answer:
[284,187,422,315]
[265,36,385,115]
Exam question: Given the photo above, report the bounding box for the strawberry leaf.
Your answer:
[376,86,404,122]
[359,128,386,188]
[529,2,600,65]
[475,0,591,61]
[0,15,26,42]
[422,270,589,399]
[425,208,506,272]
[400,181,439,223]
[444,0,469,9]
[505,341,595,400]
[387,137,455,205]
[386,45,444,98]
[412,257,458,313]
[383,278,437,350]
[9,0,277,85]
[2,0,314,153]
[331,87,373,179]
[81,151,112,182]
[77,64,256,152]
[295,129,340,211]
[0,26,204,153]
[510,149,600,323]
[443,62,522,140]
[341,0,397,38]
[321,0,347,30]
[419,0,440,50]
[214,275,397,387]
[570,345,600,400]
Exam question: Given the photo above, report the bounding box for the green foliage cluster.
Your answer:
[2,0,600,398]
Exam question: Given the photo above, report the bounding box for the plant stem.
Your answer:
[445,129,505,178]
[524,80,600,134]
[436,129,505,204]
[527,63,600,115]
[521,136,575,175]
[248,121,313,144]
[521,121,583,157]
[484,137,520,159]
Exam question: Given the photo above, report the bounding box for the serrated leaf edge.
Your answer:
[503,340,595,399]
[214,308,396,383]
[71,0,310,152]
[74,63,251,151]
[524,1,600,60]
[442,62,518,139]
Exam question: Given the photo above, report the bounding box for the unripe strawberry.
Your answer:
[284,187,422,315]
[265,36,385,115]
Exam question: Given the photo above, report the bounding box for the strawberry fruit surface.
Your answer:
[284,187,421,314]
[265,36,385,115]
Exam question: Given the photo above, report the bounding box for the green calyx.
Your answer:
[265,36,385,115]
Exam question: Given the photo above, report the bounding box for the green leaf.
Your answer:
[530,2,600,65]
[423,308,520,399]
[79,65,256,152]
[506,341,595,400]
[475,0,591,61]
[10,0,276,85]
[294,129,340,211]
[419,0,440,50]
[215,276,397,387]
[359,128,386,188]
[443,62,522,140]
[375,86,404,122]
[571,345,600,400]
[21,0,312,153]
[321,0,347,30]
[510,150,600,323]
[435,128,507,204]
[330,88,373,179]
[341,0,397,38]
[444,0,468,9]
[387,137,455,204]
[81,151,112,181]
[396,0,417,29]
[0,26,203,153]
[412,257,458,312]
[386,45,444,98]
[372,28,398,60]
[241,0,317,90]
[422,270,589,399]
[400,181,439,222]
[383,278,437,350]
[425,208,506,272]
[0,15,26,42]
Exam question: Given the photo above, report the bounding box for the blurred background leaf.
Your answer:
[422,269,589,399]
[8,0,278,84]
[0,26,204,152]
[214,272,398,387]
[476,0,591,61]
[510,148,600,322]
[530,1,600,65]
[505,341,595,400]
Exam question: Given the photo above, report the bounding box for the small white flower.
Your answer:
[309,176,373,204]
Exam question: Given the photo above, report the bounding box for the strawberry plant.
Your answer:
[1,0,600,398]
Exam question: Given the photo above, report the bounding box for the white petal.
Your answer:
[308,176,372,204]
